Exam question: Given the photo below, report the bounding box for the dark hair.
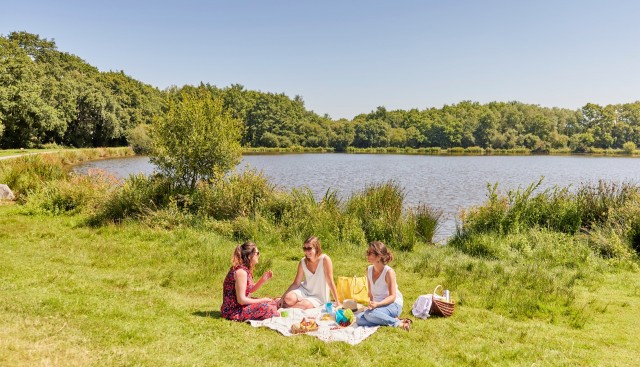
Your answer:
[367,241,393,265]
[232,241,257,270]
[304,236,323,255]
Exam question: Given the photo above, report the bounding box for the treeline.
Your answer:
[2,32,640,153]
[0,32,163,148]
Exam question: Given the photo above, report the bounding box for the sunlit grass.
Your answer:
[1,206,639,366]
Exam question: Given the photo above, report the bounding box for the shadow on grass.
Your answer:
[193,310,222,319]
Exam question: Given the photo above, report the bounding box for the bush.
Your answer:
[459,180,582,237]
[126,123,153,154]
[193,169,275,220]
[0,155,66,200]
[88,174,174,225]
[24,170,118,215]
[623,141,636,154]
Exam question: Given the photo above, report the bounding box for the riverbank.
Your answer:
[1,205,638,366]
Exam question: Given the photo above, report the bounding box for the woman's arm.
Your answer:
[368,268,397,308]
[277,262,305,307]
[248,270,272,293]
[323,256,341,306]
[234,269,271,305]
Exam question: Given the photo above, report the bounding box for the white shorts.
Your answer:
[290,288,323,307]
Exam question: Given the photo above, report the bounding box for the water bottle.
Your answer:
[444,290,450,302]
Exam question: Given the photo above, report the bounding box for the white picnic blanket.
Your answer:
[249,307,379,345]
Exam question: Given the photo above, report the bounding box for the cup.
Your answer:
[325,302,333,314]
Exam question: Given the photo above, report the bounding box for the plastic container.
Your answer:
[325,302,333,314]
[444,290,450,302]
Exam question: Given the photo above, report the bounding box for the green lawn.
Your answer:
[1,205,639,366]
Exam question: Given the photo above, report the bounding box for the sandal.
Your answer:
[400,318,412,332]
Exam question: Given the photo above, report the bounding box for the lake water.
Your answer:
[74,154,640,241]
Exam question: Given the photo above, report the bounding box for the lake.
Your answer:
[74,154,640,241]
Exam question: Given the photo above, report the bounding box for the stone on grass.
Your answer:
[0,184,15,201]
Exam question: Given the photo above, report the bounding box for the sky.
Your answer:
[2,0,639,119]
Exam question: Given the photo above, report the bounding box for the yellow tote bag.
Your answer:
[337,276,369,304]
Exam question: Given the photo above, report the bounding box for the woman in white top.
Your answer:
[278,236,340,309]
[356,241,411,331]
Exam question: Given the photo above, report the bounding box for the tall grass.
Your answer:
[23,170,120,215]
[0,147,134,200]
[456,179,640,260]
[80,169,441,251]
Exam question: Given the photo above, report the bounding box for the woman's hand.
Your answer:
[368,301,379,309]
[261,270,273,282]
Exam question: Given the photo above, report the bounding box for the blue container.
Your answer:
[325,302,333,314]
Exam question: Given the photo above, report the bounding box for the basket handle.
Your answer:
[433,284,443,296]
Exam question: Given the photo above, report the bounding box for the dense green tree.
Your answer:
[353,119,390,148]
[0,36,62,147]
[329,119,355,151]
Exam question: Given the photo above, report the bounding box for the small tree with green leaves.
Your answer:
[623,141,636,155]
[150,87,242,190]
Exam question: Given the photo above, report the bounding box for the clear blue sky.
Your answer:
[2,0,639,119]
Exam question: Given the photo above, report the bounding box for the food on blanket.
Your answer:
[335,309,355,327]
[321,314,332,321]
[291,318,318,334]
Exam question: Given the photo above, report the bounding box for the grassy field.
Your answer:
[1,205,639,366]
[0,148,64,158]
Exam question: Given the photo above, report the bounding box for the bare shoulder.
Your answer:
[386,267,397,278]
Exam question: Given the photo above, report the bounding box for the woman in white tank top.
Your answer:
[356,241,411,331]
[278,236,340,309]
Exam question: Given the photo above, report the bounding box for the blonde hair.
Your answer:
[232,241,257,270]
[304,236,323,255]
[368,241,393,265]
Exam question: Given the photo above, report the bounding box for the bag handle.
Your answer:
[351,275,367,294]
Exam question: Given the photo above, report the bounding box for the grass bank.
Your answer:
[1,206,639,366]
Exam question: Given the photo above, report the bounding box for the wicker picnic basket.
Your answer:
[430,285,455,317]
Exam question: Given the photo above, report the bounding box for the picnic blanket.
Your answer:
[249,307,379,345]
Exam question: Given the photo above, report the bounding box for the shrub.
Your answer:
[193,169,275,220]
[0,155,66,200]
[623,141,636,155]
[24,170,118,215]
[88,174,174,225]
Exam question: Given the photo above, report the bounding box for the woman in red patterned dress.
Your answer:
[221,242,279,321]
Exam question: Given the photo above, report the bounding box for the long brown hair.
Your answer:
[367,241,393,265]
[232,241,257,270]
